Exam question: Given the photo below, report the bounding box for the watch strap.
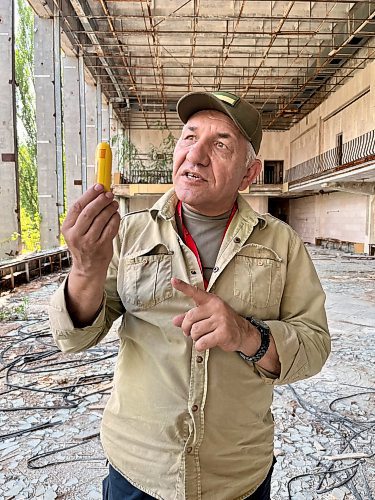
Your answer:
[238,316,270,363]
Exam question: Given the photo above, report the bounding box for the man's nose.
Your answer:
[186,141,209,166]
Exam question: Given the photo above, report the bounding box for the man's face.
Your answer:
[173,110,260,216]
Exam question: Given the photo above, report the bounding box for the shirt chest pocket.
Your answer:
[120,244,173,310]
[233,244,283,309]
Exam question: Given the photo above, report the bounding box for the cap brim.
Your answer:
[176,92,259,153]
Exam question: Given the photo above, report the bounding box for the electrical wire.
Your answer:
[283,385,374,499]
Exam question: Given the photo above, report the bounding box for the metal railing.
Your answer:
[121,154,285,186]
[123,169,173,184]
[122,168,278,186]
[285,129,375,185]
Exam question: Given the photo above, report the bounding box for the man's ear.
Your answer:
[239,159,262,191]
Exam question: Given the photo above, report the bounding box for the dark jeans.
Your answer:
[102,459,275,500]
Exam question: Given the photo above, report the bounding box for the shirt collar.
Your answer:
[149,188,267,229]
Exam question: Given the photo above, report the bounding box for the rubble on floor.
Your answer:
[0,247,374,499]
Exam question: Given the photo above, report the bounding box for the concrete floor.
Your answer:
[271,247,375,500]
[0,246,374,499]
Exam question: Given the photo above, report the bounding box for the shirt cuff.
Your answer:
[48,275,107,336]
[255,320,308,385]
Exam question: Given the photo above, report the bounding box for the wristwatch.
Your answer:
[238,316,270,363]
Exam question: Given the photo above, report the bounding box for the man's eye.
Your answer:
[184,135,195,141]
[216,141,227,149]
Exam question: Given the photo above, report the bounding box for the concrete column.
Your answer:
[62,54,82,207]
[34,14,62,248]
[0,0,21,258]
[78,54,87,191]
[365,195,375,253]
[118,196,129,216]
[86,82,97,187]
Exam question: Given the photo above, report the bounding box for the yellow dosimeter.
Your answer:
[95,142,112,192]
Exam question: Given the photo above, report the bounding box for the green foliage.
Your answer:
[18,144,39,217]
[111,132,176,181]
[59,210,67,246]
[20,206,41,252]
[15,0,40,251]
[0,297,29,321]
[148,132,176,171]
[15,0,36,149]
[111,135,146,172]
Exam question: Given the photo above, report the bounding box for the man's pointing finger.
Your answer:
[171,277,209,305]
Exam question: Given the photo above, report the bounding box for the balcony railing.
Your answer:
[123,169,173,184]
[122,168,283,186]
[122,163,283,186]
[285,129,375,185]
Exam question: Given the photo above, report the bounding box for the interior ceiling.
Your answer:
[56,0,375,130]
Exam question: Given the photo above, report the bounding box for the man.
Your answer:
[49,91,330,500]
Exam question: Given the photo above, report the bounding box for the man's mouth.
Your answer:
[184,172,205,181]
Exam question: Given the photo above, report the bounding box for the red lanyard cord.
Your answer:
[176,201,237,289]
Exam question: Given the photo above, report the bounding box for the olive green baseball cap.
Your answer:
[176,91,262,154]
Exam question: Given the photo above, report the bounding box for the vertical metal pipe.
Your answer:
[109,102,113,144]
[53,2,64,214]
[78,53,87,191]
[96,79,102,144]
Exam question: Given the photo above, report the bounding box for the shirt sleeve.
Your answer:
[255,233,331,385]
[48,228,125,353]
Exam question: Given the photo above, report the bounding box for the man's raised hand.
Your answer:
[171,277,259,354]
[62,184,121,278]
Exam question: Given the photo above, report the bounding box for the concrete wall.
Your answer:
[258,131,290,170]
[128,195,161,213]
[129,128,180,154]
[289,196,317,244]
[86,83,97,187]
[242,195,268,214]
[288,59,375,170]
[284,59,375,253]
[289,192,368,245]
[317,192,367,242]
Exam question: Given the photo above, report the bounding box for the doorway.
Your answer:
[263,161,284,184]
[268,197,290,224]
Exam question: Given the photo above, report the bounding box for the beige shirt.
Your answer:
[49,189,330,500]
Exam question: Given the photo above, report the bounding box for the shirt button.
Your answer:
[186,447,193,454]
[213,266,219,273]
[196,355,203,363]
[192,404,199,412]
[190,270,197,275]
[234,237,241,243]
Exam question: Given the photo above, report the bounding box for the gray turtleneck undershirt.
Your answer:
[177,203,232,283]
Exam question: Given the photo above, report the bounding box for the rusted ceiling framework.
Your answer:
[56,0,375,130]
